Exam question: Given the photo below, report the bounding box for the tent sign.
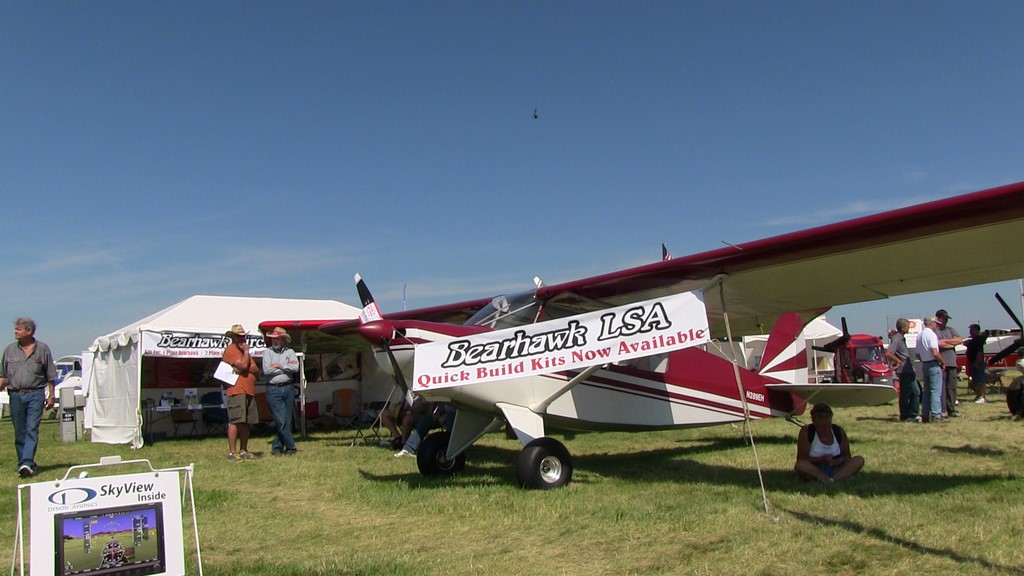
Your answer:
[141,331,266,358]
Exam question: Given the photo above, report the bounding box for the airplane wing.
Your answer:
[534,181,1024,338]
[266,181,1024,341]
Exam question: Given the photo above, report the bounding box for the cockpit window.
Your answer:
[465,290,541,329]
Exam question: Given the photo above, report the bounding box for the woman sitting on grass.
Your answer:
[794,403,864,483]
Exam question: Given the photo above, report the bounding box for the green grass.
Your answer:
[3,380,1024,575]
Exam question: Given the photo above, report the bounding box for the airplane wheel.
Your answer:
[517,437,573,489]
[416,431,465,476]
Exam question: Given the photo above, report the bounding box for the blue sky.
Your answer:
[3,2,1023,357]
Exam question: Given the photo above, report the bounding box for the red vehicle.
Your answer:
[815,319,895,387]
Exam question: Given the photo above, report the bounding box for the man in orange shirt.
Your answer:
[222,324,260,460]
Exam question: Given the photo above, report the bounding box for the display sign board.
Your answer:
[140,331,266,358]
[413,291,709,390]
[29,471,186,576]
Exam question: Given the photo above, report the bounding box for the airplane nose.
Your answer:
[357,320,396,345]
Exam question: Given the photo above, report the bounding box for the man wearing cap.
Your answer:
[262,327,299,456]
[222,324,260,460]
[934,309,963,417]
[916,315,946,422]
[0,318,57,477]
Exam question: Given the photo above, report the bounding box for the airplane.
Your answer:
[262,180,1024,489]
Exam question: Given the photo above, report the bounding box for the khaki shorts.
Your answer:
[226,394,259,425]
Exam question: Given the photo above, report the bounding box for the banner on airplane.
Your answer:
[413,290,709,390]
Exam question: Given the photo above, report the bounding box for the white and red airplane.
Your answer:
[263,181,1024,489]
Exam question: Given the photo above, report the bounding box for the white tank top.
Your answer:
[808,428,841,459]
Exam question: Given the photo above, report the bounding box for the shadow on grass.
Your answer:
[933,444,1007,457]
[855,415,901,423]
[354,433,1013,496]
[779,508,1024,574]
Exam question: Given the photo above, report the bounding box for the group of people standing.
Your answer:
[798,307,992,484]
[221,324,300,460]
[888,309,990,424]
[0,318,306,477]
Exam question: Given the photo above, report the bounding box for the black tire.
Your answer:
[1006,377,1024,416]
[516,437,573,489]
[416,431,466,476]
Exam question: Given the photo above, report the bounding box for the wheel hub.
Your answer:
[539,456,562,484]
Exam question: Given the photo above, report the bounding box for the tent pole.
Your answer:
[134,338,144,449]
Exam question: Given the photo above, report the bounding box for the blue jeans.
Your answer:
[921,361,943,420]
[10,389,46,469]
[970,365,987,396]
[265,385,296,452]
[404,404,455,453]
[898,370,921,421]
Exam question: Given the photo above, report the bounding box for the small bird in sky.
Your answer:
[532,108,539,119]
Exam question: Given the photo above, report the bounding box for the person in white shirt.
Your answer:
[262,327,299,455]
[794,404,864,483]
[915,315,946,422]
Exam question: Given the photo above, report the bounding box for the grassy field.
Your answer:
[2,379,1023,575]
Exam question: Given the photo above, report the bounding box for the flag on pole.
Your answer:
[661,242,672,261]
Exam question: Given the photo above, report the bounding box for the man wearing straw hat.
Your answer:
[263,327,299,455]
[222,324,260,460]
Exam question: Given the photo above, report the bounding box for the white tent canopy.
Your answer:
[83,295,360,447]
[715,315,843,378]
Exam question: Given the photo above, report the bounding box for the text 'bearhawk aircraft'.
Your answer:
[262,181,1024,489]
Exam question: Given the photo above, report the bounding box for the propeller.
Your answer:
[353,273,410,393]
[813,317,851,354]
[988,292,1024,366]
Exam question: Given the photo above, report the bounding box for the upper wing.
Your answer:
[535,181,1024,337]
[265,181,1024,341]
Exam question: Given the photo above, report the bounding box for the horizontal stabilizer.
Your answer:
[765,383,896,407]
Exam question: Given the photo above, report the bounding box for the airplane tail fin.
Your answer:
[759,312,897,407]
[355,273,384,324]
[757,312,808,384]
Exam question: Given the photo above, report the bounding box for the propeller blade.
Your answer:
[353,273,408,393]
[988,337,1023,366]
[995,292,1024,330]
[817,317,851,353]
[355,273,374,308]
[354,273,383,324]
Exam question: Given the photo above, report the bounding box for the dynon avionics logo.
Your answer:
[47,487,99,511]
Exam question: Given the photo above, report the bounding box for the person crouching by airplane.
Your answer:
[394,403,456,458]
[794,404,864,483]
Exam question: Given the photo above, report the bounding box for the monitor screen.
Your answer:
[54,503,166,576]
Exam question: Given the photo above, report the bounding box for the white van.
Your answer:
[54,355,84,404]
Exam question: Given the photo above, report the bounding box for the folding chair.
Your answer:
[201,391,228,436]
[333,388,364,445]
[361,401,387,445]
[170,408,199,436]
